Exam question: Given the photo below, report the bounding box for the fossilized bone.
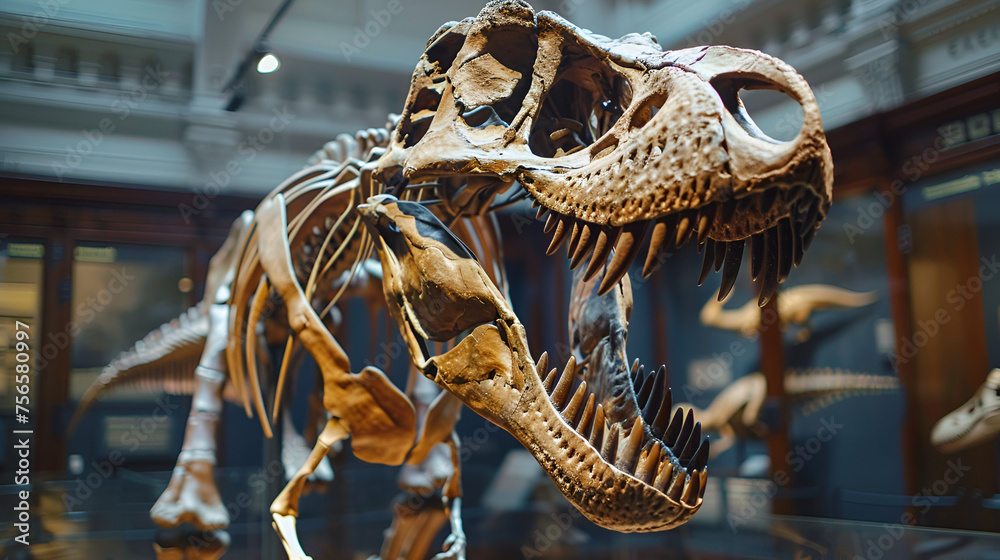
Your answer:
[931,368,1000,454]
[699,284,878,340]
[360,195,709,534]
[676,369,899,456]
[74,0,833,557]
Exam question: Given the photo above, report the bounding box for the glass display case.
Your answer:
[1,12,998,560]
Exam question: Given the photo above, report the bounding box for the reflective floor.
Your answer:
[3,463,1000,560]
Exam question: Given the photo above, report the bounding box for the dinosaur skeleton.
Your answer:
[73,1,832,558]
[675,369,900,456]
[699,284,878,340]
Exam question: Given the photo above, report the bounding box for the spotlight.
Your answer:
[257,53,280,74]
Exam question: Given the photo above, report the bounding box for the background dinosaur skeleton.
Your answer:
[71,0,833,557]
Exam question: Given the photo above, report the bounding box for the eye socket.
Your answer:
[387,220,400,233]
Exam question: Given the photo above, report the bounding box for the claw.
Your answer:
[431,532,467,560]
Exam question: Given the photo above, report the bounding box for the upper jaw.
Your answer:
[391,8,832,228]
[380,7,832,309]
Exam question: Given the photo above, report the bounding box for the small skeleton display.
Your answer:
[72,1,833,558]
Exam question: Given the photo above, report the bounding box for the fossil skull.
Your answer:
[377,0,833,304]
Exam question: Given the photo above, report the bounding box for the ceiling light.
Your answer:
[257,53,280,74]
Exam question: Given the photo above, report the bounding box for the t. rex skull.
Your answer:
[377,0,833,304]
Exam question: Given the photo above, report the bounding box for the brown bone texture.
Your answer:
[70,0,836,555]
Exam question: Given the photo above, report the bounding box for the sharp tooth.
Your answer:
[562,380,588,421]
[630,359,640,380]
[569,224,596,270]
[675,213,694,248]
[576,393,596,435]
[802,226,817,252]
[654,460,675,493]
[801,199,820,233]
[633,364,646,393]
[651,388,673,439]
[690,437,710,471]
[532,198,540,209]
[750,232,765,280]
[758,227,780,307]
[551,356,577,408]
[662,408,685,447]
[566,221,582,257]
[699,470,708,499]
[642,215,677,278]
[544,212,559,234]
[667,470,686,501]
[682,469,701,506]
[583,228,614,282]
[698,238,716,286]
[777,218,793,284]
[671,409,695,454]
[678,423,702,464]
[635,441,661,484]
[642,365,666,424]
[787,215,801,269]
[546,218,572,255]
[714,240,727,272]
[636,370,655,409]
[536,352,549,378]
[536,205,550,221]
[601,422,621,463]
[616,417,645,473]
[717,239,744,302]
[792,220,806,267]
[543,368,558,394]
[697,205,716,244]
[589,404,605,449]
[598,221,649,296]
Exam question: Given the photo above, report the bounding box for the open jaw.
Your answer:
[358,195,710,532]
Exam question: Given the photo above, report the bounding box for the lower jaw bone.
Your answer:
[424,321,695,532]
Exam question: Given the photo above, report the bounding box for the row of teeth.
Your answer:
[534,187,822,305]
[537,353,709,507]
